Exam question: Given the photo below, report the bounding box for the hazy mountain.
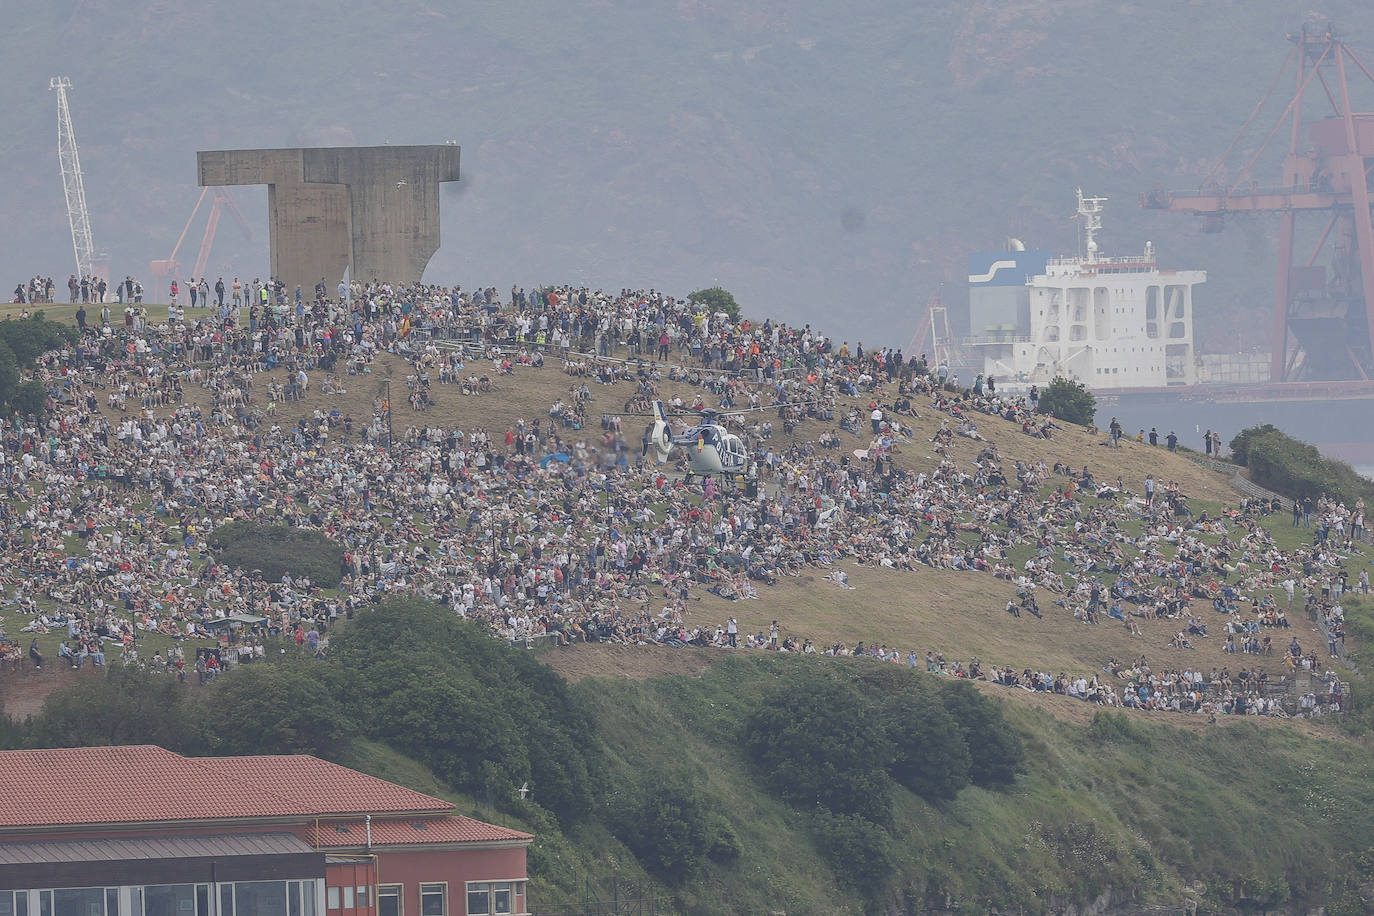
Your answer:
[5,0,1374,348]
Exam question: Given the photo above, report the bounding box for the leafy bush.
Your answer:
[706,814,743,864]
[0,315,76,419]
[331,599,597,823]
[743,673,893,824]
[212,521,344,587]
[882,691,971,801]
[608,775,717,884]
[1036,375,1096,425]
[938,680,1025,787]
[1087,710,1152,748]
[687,286,741,320]
[23,665,199,751]
[1229,425,1374,505]
[1227,423,1279,467]
[809,810,896,891]
[197,662,354,757]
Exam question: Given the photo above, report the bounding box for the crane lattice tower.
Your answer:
[48,77,97,280]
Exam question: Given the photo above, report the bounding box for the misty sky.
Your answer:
[5,0,1374,347]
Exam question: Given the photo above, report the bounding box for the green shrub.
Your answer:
[706,814,743,864]
[882,691,971,801]
[939,680,1025,787]
[1229,425,1374,505]
[744,673,894,824]
[686,286,741,320]
[331,600,598,823]
[1087,710,1153,748]
[0,316,76,419]
[1036,376,1096,425]
[608,775,716,884]
[809,810,895,891]
[197,662,354,757]
[212,521,344,587]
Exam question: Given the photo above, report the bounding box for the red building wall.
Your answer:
[375,847,528,916]
[327,860,379,916]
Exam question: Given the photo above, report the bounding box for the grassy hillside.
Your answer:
[566,654,1374,915]
[4,302,1373,912]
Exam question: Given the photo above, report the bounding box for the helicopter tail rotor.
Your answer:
[649,400,674,463]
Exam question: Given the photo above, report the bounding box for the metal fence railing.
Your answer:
[532,878,669,916]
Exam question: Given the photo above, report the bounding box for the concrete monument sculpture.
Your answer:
[197,145,460,291]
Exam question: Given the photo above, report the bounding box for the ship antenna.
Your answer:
[1075,187,1107,263]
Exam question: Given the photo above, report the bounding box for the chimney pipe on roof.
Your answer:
[365,814,372,850]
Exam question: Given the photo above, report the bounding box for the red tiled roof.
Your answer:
[310,816,532,848]
[196,755,451,816]
[0,746,310,828]
[0,747,458,831]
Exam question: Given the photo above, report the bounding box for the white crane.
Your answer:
[49,77,98,280]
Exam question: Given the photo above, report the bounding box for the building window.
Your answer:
[140,885,210,916]
[420,884,447,916]
[327,889,340,911]
[465,883,524,916]
[378,886,402,916]
[234,882,287,916]
[0,893,29,916]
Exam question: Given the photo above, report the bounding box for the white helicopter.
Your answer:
[642,400,757,479]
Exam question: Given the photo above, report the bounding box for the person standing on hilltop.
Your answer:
[215,277,225,307]
[1204,428,1214,456]
[1166,430,1178,451]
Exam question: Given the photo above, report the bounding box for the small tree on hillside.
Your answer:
[687,286,740,320]
[1036,376,1096,426]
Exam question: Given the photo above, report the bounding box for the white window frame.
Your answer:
[377,885,403,916]
[464,881,527,916]
[419,884,447,916]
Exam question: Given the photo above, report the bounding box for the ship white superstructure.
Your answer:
[966,190,1205,390]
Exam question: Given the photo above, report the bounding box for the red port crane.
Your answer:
[149,188,254,302]
[1142,22,1374,383]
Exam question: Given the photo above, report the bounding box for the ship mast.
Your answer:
[1075,187,1107,263]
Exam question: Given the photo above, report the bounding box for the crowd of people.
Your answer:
[0,278,1365,721]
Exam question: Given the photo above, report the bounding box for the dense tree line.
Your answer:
[0,314,78,418]
[744,665,1024,890]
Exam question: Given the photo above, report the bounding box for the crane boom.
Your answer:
[1142,24,1374,383]
[48,77,97,280]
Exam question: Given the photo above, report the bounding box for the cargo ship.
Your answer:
[962,190,1374,470]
